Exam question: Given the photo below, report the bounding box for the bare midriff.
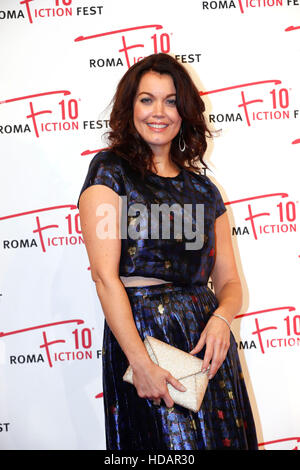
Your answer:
[120,276,172,287]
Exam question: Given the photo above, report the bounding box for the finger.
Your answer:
[208,357,221,379]
[165,373,186,393]
[208,341,225,378]
[201,338,214,372]
[189,332,206,355]
[152,398,161,406]
[220,343,229,363]
[162,390,174,409]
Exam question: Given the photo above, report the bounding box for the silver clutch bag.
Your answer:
[122,336,209,413]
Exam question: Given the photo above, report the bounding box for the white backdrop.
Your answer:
[0,0,299,450]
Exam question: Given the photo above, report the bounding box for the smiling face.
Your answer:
[133,71,182,156]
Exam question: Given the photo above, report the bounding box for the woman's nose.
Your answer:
[152,100,165,117]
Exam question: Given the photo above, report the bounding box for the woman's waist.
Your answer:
[120,275,212,297]
[120,276,171,287]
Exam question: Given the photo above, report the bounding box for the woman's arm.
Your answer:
[210,209,243,324]
[79,185,185,405]
[189,210,242,379]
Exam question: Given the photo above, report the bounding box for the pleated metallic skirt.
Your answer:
[102,282,258,450]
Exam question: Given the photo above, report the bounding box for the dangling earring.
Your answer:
[179,127,186,152]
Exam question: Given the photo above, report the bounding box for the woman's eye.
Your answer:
[139,97,176,105]
[140,97,152,104]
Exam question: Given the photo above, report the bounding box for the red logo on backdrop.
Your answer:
[258,436,300,450]
[235,306,300,354]
[0,90,80,138]
[74,24,172,69]
[19,0,104,23]
[202,79,299,131]
[200,0,300,14]
[238,0,300,14]
[226,193,298,240]
[0,319,101,368]
[0,205,81,252]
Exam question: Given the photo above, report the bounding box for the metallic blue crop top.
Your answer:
[77,151,227,286]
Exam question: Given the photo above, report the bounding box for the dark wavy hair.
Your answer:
[106,53,214,178]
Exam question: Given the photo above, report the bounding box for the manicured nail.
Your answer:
[208,374,213,380]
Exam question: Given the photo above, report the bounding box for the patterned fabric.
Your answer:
[77,150,227,285]
[77,150,258,450]
[103,283,258,450]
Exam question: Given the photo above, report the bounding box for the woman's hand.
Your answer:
[189,314,231,379]
[131,360,186,408]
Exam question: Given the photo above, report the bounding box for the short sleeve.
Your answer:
[214,184,227,218]
[76,151,125,208]
[204,176,227,219]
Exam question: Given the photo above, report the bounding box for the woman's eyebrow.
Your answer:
[137,92,176,98]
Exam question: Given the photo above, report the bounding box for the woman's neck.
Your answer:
[150,147,180,176]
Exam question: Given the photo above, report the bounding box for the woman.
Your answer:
[77,53,258,450]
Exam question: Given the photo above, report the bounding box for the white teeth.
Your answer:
[147,124,168,129]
